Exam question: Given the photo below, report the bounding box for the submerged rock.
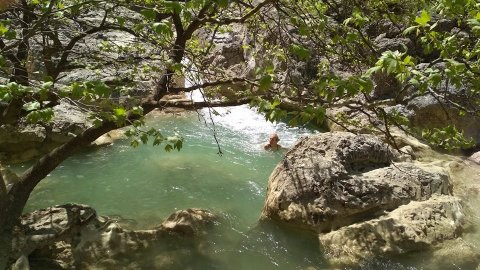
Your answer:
[91,129,126,147]
[425,238,480,270]
[319,195,465,265]
[261,132,450,233]
[13,204,217,269]
[158,208,217,236]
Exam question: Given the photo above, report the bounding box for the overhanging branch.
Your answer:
[169,77,259,92]
[143,97,253,110]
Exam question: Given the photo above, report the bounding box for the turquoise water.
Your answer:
[24,106,314,226]
[22,105,329,269]
[17,105,480,270]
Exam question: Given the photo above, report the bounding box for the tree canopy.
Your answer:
[0,0,479,267]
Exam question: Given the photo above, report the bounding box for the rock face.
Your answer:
[261,132,450,233]
[261,132,465,265]
[0,100,91,163]
[200,23,256,99]
[406,95,480,145]
[12,204,217,269]
[319,195,464,265]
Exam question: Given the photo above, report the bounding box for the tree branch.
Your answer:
[169,77,258,92]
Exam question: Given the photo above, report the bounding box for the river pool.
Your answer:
[16,105,480,270]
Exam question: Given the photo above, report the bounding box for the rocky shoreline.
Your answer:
[260,132,480,268]
[10,204,217,270]
[6,130,480,269]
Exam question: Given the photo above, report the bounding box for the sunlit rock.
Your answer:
[158,208,217,236]
[92,129,126,147]
[12,204,217,269]
[470,151,480,165]
[0,100,91,163]
[319,195,465,266]
[261,132,451,233]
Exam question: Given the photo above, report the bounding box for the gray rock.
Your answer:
[48,100,91,143]
[0,99,91,163]
[14,204,97,257]
[158,208,217,236]
[371,71,402,100]
[200,23,255,99]
[319,195,465,266]
[13,204,217,269]
[365,19,402,39]
[406,95,480,145]
[374,35,413,54]
[0,124,46,145]
[261,132,451,233]
[11,255,29,270]
[469,151,480,165]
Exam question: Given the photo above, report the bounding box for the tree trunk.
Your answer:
[0,182,20,270]
[0,231,13,270]
[0,120,120,269]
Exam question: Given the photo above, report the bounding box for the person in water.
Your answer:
[264,133,282,151]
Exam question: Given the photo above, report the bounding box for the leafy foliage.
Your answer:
[0,0,478,152]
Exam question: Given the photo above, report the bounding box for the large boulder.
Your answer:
[319,195,465,265]
[12,204,217,269]
[12,204,97,262]
[261,132,451,233]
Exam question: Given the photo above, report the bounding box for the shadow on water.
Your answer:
[215,220,326,270]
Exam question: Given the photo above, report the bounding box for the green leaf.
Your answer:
[131,139,140,148]
[259,75,273,91]
[153,22,173,38]
[114,107,126,117]
[25,108,54,123]
[289,44,311,60]
[23,101,41,112]
[164,2,183,13]
[415,10,431,27]
[215,0,229,8]
[117,17,126,27]
[141,9,157,20]
[164,144,173,152]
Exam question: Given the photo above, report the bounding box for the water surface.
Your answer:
[19,105,480,270]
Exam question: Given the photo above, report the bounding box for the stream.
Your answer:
[15,104,480,269]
